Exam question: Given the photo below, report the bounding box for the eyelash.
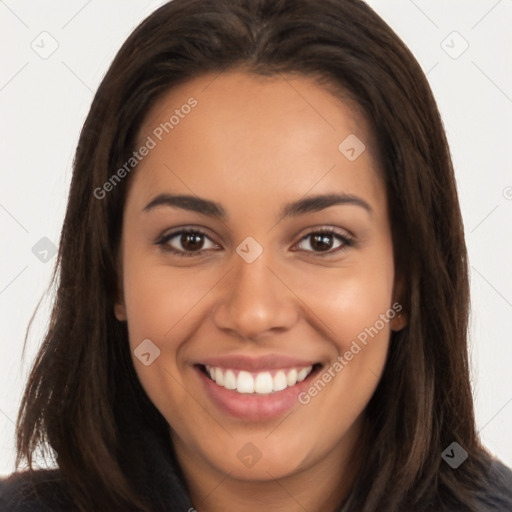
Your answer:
[155,227,354,258]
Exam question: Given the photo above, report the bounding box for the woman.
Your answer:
[1,0,511,510]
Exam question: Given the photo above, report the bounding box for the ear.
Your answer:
[114,252,127,322]
[390,271,407,332]
[390,307,407,332]
[114,295,127,321]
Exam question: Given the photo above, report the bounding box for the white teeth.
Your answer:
[214,367,224,386]
[286,368,298,387]
[254,372,273,394]
[237,371,254,393]
[273,370,288,392]
[297,368,310,382]
[224,369,237,390]
[204,365,314,394]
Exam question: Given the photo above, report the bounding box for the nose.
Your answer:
[212,248,299,342]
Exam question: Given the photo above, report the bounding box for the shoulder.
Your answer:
[475,458,512,511]
[0,469,73,512]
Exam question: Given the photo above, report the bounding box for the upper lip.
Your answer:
[197,354,319,371]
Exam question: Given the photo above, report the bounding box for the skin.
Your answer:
[115,70,406,512]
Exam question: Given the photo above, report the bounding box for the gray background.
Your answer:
[1,0,511,475]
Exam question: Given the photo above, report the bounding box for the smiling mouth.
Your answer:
[197,363,323,395]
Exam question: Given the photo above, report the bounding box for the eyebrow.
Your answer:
[143,192,373,219]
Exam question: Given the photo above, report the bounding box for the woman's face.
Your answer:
[115,70,402,483]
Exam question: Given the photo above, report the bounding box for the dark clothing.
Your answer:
[1,424,512,511]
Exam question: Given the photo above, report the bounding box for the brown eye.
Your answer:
[309,233,334,252]
[180,232,205,251]
[295,229,353,256]
[156,228,218,257]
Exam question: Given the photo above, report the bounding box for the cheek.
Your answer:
[121,258,228,411]
[290,248,395,408]
[321,275,394,352]
[122,259,221,346]
[120,262,208,415]
[292,252,395,346]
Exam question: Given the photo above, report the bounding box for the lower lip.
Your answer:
[195,366,319,421]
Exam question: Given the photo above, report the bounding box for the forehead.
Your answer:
[129,70,384,213]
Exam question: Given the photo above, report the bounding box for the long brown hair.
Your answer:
[16,0,504,510]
